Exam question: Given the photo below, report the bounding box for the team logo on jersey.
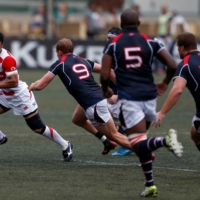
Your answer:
[10,67,16,71]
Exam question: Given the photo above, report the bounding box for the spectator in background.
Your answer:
[156,4,173,75]
[91,4,106,36]
[132,4,142,19]
[54,2,68,25]
[158,4,171,37]
[84,0,96,38]
[169,10,189,39]
[107,5,120,25]
[30,5,47,36]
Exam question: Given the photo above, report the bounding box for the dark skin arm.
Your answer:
[0,74,18,88]
[100,54,114,98]
[156,49,177,95]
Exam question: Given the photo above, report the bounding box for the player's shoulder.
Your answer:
[1,48,14,59]
[138,32,153,40]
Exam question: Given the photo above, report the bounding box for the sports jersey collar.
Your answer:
[123,27,139,33]
[185,50,199,57]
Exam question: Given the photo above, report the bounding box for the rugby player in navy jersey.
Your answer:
[100,9,183,197]
[107,27,133,156]
[154,32,200,153]
[30,38,132,155]
[71,27,133,156]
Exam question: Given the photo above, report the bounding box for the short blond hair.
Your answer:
[56,38,73,54]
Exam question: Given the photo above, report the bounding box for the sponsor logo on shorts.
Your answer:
[32,102,36,106]
[23,106,28,110]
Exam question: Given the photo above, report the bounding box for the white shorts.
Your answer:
[118,98,157,130]
[85,99,111,126]
[0,89,38,116]
[192,115,200,133]
[107,100,121,125]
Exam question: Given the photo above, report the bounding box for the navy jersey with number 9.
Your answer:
[49,54,104,110]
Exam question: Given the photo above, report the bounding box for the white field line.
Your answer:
[6,132,197,172]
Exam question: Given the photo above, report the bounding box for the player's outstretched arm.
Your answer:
[30,72,55,91]
[152,78,186,127]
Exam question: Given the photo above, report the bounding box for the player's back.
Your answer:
[49,54,103,110]
[105,29,164,101]
[182,52,200,107]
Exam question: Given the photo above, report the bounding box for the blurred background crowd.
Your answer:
[0,0,199,40]
[0,0,199,74]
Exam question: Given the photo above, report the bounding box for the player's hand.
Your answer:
[103,87,114,99]
[156,81,168,96]
[29,83,35,91]
[152,111,165,127]
[107,94,118,104]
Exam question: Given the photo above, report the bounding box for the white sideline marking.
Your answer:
[6,132,197,172]
[74,160,200,173]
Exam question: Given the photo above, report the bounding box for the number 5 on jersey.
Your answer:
[124,47,143,69]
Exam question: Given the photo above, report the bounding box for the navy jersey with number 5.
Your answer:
[173,51,200,117]
[49,54,104,110]
[103,28,165,101]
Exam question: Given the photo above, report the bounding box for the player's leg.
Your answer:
[72,104,117,155]
[72,104,98,134]
[95,118,132,150]
[24,110,72,161]
[190,116,200,151]
[14,89,72,161]
[85,99,131,150]
[108,102,133,156]
[0,96,12,144]
[120,99,183,196]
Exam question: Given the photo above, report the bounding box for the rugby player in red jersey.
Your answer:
[0,32,73,162]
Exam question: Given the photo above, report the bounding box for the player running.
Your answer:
[100,9,183,197]
[0,32,73,162]
[30,38,132,153]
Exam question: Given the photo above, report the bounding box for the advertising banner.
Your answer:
[3,39,200,69]
[3,39,106,69]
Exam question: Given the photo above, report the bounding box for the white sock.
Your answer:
[0,130,5,140]
[100,135,107,142]
[42,126,69,150]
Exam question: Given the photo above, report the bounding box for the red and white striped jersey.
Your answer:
[0,48,28,97]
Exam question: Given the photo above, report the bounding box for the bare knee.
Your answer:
[72,115,85,126]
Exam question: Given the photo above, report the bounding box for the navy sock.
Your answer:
[139,137,167,154]
[95,131,104,140]
[139,152,154,187]
[95,131,110,146]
